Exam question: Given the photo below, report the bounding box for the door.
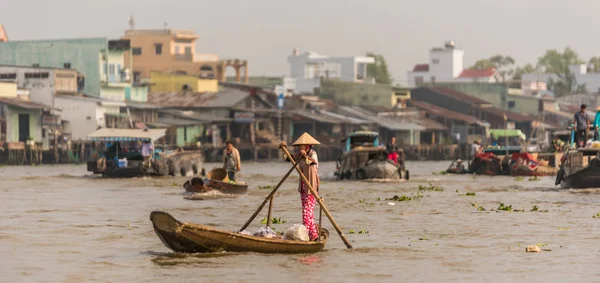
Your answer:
[125,87,131,101]
[18,114,30,142]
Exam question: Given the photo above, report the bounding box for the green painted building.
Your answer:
[0,38,147,102]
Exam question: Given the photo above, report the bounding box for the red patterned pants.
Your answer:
[301,188,319,240]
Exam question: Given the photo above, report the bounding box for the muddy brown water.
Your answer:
[2,161,600,282]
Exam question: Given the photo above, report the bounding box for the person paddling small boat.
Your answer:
[280,133,321,241]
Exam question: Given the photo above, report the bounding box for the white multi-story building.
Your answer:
[406,41,501,87]
[286,49,375,93]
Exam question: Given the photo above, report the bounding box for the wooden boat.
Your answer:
[150,211,329,254]
[508,152,557,176]
[183,177,248,194]
[556,148,600,188]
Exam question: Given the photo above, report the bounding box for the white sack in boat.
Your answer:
[283,224,309,241]
[253,227,277,238]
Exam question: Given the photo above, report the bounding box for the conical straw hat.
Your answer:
[293,132,320,145]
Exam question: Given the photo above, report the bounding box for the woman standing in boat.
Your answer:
[386,136,399,164]
[280,133,321,241]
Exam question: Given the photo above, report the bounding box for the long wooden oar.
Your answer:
[281,145,353,249]
[239,156,301,232]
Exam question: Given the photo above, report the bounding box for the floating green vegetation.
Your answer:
[257,185,274,190]
[432,171,447,175]
[171,182,179,187]
[558,227,569,231]
[418,183,443,192]
[593,212,600,219]
[459,192,476,196]
[348,228,369,234]
[260,217,287,224]
[497,203,513,211]
[529,205,548,212]
[528,176,541,181]
[376,197,381,201]
[536,243,547,247]
[514,176,525,181]
[386,192,423,202]
[358,199,375,206]
[418,237,428,241]
[471,202,486,211]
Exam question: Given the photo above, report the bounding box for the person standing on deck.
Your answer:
[280,133,321,241]
[386,136,400,164]
[471,140,482,156]
[222,141,241,181]
[141,141,153,161]
[574,104,590,148]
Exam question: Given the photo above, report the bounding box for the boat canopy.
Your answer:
[340,131,379,151]
[489,129,527,140]
[87,128,166,142]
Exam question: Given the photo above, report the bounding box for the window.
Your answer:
[109,64,115,74]
[155,43,163,55]
[184,46,192,55]
[0,73,16,79]
[431,76,436,84]
[415,76,424,86]
[32,63,40,67]
[64,63,71,69]
[431,58,440,64]
[174,45,180,54]
[24,72,49,79]
[508,101,516,109]
[132,47,142,55]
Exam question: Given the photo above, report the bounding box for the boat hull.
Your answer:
[510,164,557,177]
[561,165,600,189]
[183,178,248,194]
[150,211,328,254]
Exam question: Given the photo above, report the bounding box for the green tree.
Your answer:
[470,55,515,80]
[537,48,586,96]
[589,57,600,72]
[512,63,537,80]
[366,52,392,84]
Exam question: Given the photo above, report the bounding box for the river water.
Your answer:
[2,161,600,282]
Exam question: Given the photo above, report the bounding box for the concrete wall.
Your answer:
[4,105,42,142]
[55,96,102,140]
[318,79,396,107]
[0,81,17,97]
[150,71,219,92]
[0,38,107,95]
[128,86,148,102]
[100,86,125,101]
[0,66,78,107]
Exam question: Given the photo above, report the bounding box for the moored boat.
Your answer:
[150,211,329,254]
[556,148,600,189]
[508,152,557,176]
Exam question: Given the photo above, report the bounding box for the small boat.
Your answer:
[183,168,248,194]
[150,211,329,254]
[508,152,557,176]
[183,177,248,195]
[556,148,600,188]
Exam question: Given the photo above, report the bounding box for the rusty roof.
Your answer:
[0,97,48,109]
[148,88,249,108]
[410,100,487,126]
[420,87,492,106]
[482,107,535,122]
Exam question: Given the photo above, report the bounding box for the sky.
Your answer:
[2,0,600,85]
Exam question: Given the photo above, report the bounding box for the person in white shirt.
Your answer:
[141,141,153,160]
[471,140,482,156]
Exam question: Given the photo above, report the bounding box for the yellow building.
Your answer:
[122,29,248,83]
[150,71,219,93]
[0,81,17,97]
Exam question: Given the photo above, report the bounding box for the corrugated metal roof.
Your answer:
[148,88,249,108]
[424,87,492,105]
[87,128,166,142]
[159,109,232,123]
[410,100,487,126]
[319,110,372,124]
[337,106,425,131]
[0,97,48,109]
[483,107,535,122]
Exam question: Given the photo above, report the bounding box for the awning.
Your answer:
[489,129,527,140]
[87,128,166,142]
